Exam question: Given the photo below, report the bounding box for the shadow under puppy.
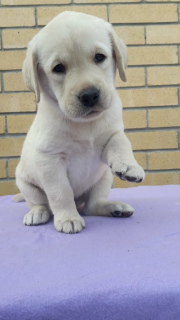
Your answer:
[16,11,145,233]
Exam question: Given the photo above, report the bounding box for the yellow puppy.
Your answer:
[16,12,145,233]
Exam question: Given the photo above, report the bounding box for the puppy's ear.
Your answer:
[107,25,128,82]
[22,40,40,103]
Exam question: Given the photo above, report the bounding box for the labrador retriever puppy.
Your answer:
[16,11,145,233]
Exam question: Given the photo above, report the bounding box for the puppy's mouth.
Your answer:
[81,103,105,118]
[83,109,100,117]
[81,110,104,120]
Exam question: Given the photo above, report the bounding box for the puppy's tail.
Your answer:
[13,193,25,202]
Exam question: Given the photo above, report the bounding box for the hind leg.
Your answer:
[16,177,51,226]
[84,167,134,217]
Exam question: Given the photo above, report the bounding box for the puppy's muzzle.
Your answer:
[78,87,99,108]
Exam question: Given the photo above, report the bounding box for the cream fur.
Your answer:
[16,11,145,233]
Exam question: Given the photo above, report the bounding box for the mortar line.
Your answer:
[1,84,179,93]
[128,43,180,47]
[0,127,179,136]
[0,178,16,182]
[0,156,20,160]
[145,169,180,174]
[6,159,8,179]
[0,150,178,160]
[124,127,180,133]
[178,130,180,149]
[6,158,9,178]
[1,22,178,29]
[0,2,180,6]
[0,84,179,94]
[5,114,7,135]
[144,25,147,45]
[113,106,180,111]
[1,72,3,93]
[144,67,148,87]
[146,152,149,171]
[35,7,38,28]
[2,44,180,50]
[111,22,180,27]
[1,72,4,92]
[146,109,149,128]
[107,4,110,22]
[0,169,179,181]
[0,29,2,50]
[2,127,178,134]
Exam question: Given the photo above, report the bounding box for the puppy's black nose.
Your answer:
[79,87,99,108]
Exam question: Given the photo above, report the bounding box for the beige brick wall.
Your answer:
[0,1,180,195]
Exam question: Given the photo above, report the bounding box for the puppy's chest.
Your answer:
[66,139,104,196]
[67,138,101,170]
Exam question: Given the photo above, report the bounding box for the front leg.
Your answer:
[102,131,145,183]
[38,156,85,233]
[84,167,134,218]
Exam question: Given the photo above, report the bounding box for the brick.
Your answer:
[0,116,6,134]
[8,159,20,178]
[126,131,178,150]
[4,72,28,92]
[75,0,141,3]
[128,46,178,66]
[0,160,6,179]
[0,8,35,27]
[148,151,180,170]
[146,25,180,44]
[113,176,132,188]
[37,6,107,25]
[123,110,147,129]
[2,0,70,4]
[3,29,41,49]
[0,51,25,71]
[147,66,180,86]
[145,0,180,2]
[144,172,180,185]
[0,181,19,196]
[0,137,24,157]
[134,152,147,170]
[118,88,178,108]
[149,108,180,128]
[0,93,36,113]
[114,26,145,45]
[8,115,35,134]
[115,68,145,88]
[109,4,178,24]
[114,172,180,188]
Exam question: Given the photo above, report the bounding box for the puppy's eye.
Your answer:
[94,53,106,64]
[53,63,66,73]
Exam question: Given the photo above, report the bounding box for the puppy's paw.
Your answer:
[110,202,134,217]
[23,205,51,225]
[54,216,85,234]
[111,161,145,183]
[85,201,134,217]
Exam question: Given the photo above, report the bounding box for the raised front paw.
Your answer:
[111,161,145,183]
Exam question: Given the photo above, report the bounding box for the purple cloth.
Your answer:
[0,185,180,320]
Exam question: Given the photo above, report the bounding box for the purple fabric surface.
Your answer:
[0,185,180,320]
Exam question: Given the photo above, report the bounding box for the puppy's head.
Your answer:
[23,11,127,122]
